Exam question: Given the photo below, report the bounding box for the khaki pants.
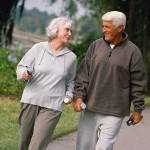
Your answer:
[18,103,61,150]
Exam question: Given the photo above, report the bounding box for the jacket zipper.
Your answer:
[108,50,113,60]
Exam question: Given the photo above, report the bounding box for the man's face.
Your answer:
[102,20,122,45]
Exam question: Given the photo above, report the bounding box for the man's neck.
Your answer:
[111,34,123,45]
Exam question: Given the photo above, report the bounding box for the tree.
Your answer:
[0,0,150,91]
[0,0,25,47]
[61,0,150,91]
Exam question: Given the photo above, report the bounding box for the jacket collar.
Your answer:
[41,41,71,56]
[103,32,128,46]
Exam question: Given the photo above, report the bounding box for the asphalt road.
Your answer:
[47,108,150,150]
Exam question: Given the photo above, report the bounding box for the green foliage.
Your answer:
[15,8,56,35]
[65,0,77,17]
[69,30,101,66]
[0,49,24,96]
[0,0,150,95]
[145,97,150,106]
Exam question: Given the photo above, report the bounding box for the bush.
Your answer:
[69,30,101,66]
[0,49,24,96]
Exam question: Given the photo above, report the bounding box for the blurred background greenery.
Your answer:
[0,0,150,96]
[0,1,150,149]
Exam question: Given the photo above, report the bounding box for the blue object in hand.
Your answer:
[126,118,134,126]
[27,67,34,75]
[80,103,86,110]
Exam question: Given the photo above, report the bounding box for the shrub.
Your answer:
[0,49,24,96]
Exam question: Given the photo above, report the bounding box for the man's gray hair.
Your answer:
[46,16,73,41]
[102,11,126,29]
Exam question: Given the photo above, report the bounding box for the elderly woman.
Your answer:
[16,16,77,150]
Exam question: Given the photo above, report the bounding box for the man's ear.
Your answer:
[117,25,124,32]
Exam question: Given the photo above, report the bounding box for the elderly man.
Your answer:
[74,11,147,150]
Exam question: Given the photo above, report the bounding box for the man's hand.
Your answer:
[74,98,84,112]
[130,112,143,125]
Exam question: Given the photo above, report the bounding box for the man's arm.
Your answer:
[73,43,95,112]
[130,47,148,125]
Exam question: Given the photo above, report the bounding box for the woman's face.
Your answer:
[55,22,72,44]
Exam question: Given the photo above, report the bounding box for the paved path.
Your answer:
[47,108,150,150]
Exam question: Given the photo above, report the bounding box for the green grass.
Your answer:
[0,96,150,150]
[145,97,150,106]
[130,97,150,112]
[52,103,80,139]
[0,96,80,150]
[0,97,20,150]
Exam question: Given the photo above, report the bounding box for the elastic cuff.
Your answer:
[66,91,73,99]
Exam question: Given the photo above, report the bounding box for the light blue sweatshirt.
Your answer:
[16,41,77,111]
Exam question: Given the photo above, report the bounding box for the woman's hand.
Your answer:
[64,95,72,104]
[23,70,32,81]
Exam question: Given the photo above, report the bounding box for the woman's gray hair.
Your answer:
[46,16,73,41]
[102,11,126,29]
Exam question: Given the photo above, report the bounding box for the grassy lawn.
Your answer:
[0,96,80,150]
[0,96,150,150]
[144,97,150,106]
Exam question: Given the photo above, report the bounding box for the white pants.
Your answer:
[76,109,124,150]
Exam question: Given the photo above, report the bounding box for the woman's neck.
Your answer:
[50,40,65,51]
